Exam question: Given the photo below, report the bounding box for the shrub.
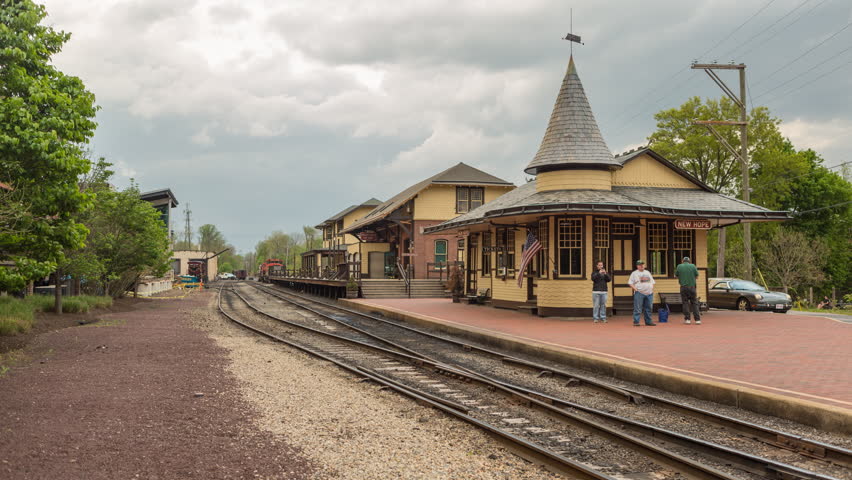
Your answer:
[60,298,88,314]
[0,294,114,336]
[77,295,113,310]
[0,297,35,335]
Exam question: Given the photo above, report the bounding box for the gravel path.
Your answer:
[193,293,566,480]
[0,290,314,479]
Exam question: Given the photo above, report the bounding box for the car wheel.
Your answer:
[737,298,750,311]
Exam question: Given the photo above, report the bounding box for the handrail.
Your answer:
[397,261,411,298]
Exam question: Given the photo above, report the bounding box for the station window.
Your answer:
[672,229,694,267]
[648,222,669,276]
[457,187,484,213]
[481,232,492,276]
[612,222,635,235]
[593,218,610,267]
[496,228,515,276]
[557,218,583,276]
[536,219,549,278]
[435,239,448,267]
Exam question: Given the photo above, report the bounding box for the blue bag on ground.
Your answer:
[658,304,669,323]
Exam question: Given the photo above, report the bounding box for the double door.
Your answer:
[612,228,639,308]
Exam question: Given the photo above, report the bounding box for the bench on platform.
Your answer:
[466,287,490,305]
[658,292,709,313]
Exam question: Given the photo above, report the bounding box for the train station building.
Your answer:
[424,57,790,316]
[301,198,383,274]
[340,163,514,280]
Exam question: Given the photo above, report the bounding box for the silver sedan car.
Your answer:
[708,278,792,313]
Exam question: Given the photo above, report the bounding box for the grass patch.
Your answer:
[0,297,36,336]
[0,294,114,336]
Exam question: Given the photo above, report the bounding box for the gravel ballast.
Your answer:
[193,294,566,479]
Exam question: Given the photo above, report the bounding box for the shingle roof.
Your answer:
[341,162,513,234]
[525,56,621,175]
[316,198,382,228]
[425,182,790,233]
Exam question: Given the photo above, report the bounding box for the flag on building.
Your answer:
[517,231,542,288]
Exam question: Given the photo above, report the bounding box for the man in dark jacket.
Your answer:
[675,256,701,324]
[591,261,610,323]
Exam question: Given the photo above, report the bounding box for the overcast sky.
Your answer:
[40,0,852,252]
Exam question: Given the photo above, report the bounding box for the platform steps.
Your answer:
[360,279,448,299]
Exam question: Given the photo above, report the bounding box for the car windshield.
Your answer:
[730,280,765,292]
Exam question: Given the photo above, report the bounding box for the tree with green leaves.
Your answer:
[649,97,784,277]
[83,183,172,297]
[0,0,99,310]
[198,224,226,253]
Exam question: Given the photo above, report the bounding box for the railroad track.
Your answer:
[248,282,852,473]
[222,283,849,480]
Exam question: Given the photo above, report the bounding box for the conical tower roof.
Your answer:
[525,56,621,175]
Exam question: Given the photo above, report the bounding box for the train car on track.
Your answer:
[259,259,284,283]
[187,260,207,284]
[234,270,247,280]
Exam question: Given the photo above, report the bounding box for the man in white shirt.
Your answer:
[628,259,656,326]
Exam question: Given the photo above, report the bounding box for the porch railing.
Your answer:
[425,261,464,282]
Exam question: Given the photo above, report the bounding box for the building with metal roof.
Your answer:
[424,56,790,317]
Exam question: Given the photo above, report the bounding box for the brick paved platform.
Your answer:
[349,298,852,411]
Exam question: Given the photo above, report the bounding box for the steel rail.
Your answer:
[254,282,852,468]
[216,286,615,480]
[251,283,641,402]
[231,285,833,480]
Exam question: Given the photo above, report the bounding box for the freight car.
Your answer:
[234,270,247,280]
[259,259,283,283]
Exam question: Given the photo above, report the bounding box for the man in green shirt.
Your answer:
[675,256,701,325]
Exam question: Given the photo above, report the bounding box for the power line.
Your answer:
[791,200,852,216]
[752,20,852,86]
[737,0,833,58]
[762,55,852,104]
[752,161,852,191]
[609,74,696,131]
[607,0,779,128]
[720,0,815,60]
[696,0,779,61]
[754,44,852,100]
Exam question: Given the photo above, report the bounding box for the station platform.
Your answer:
[342,297,852,431]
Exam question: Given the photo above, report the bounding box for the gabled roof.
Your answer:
[140,188,179,207]
[341,162,513,234]
[315,197,382,229]
[614,147,714,192]
[525,56,622,175]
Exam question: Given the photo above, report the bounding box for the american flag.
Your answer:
[517,231,542,288]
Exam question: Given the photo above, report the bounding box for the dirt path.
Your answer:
[0,289,314,479]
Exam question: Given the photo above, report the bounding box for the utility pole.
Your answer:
[690,62,751,280]
[183,203,193,248]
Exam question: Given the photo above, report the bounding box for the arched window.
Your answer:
[434,239,448,267]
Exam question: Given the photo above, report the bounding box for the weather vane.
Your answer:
[563,8,583,55]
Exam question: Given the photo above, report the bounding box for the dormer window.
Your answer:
[456,187,484,213]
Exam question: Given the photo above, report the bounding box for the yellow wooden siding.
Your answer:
[536,169,611,192]
[359,243,390,276]
[584,216,593,273]
[612,153,701,189]
[695,230,707,268]
[537,280,594,308]
[491,277,527,303]
[413,185,513,220]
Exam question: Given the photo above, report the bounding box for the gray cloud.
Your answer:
[42,0,852,251]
